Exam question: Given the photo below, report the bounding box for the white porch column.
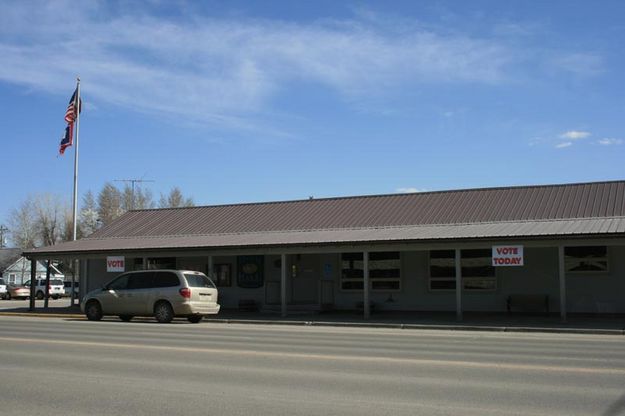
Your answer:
[363,251,370,319]
[455,248,462,321]
[281,254,287,317]
[558,245,567,322]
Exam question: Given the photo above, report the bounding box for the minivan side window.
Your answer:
[153,271,180,288]
[108,274,130,290]
[128,272,155,290]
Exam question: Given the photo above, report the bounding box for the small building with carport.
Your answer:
[23,180,625,321]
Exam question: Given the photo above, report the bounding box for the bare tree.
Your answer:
[158,187,194,208]
[8,197,37,249]
[121,184,154,211]
[33,193,67,247]
[97,183,123,226]
[8,194,69,248]
[80,190,100,237]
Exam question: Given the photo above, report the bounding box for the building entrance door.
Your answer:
[291,254,319,304]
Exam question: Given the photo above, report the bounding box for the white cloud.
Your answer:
[555,142,573,149]
[396,187,427,193]
[597,138,623,146]
[559,130,590,140]
[0,3,606,132]
[0,5,516,130]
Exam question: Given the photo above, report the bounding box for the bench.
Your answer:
[506,294,549,314]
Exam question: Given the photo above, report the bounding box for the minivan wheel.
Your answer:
[187,315,203,324]
[154,301,174,323]
[85,301,103,321]
[36,291,44,300]
[119,315,133,322]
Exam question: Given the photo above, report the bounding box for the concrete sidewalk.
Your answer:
[1,301,624,335]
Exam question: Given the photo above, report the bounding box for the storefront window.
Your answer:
[146,257,176,270]
[341,252,401,291]
[565,246,608,272]
[429,249,496,291]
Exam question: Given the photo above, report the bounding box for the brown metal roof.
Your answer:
[24,217,625,256]
[24,180,625,256]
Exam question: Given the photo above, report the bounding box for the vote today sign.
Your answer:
[492,245,524,266]
[106,256,125,272]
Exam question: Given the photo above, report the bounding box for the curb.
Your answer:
[0,312,84,319]
[1,312,622,335]
[203,318,625,335]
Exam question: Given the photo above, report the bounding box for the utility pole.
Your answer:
[0,225,8,248]
[114,178,155,210]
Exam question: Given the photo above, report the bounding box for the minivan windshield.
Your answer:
[0,278,4,285]
[184,273,215,288]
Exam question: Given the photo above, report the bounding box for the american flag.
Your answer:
[64,87,80,123]
[59,86,81,155]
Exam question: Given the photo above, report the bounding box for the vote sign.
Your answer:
[492,246,524,267]
[106,256,125,272]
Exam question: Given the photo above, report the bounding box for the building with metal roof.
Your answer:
[24,180,625,320]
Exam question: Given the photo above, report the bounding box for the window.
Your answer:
[212,264,231,287]
[153,271,180,288]
[128,272,155,289]
[429,249,496,291]
[184,273,215,288]
[565,246,608,272]
[340,252,401,291]
[146,257,176,270]
[107,274,130,290]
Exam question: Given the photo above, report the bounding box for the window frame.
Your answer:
[339,251,402,293]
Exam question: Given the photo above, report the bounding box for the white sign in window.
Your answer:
[492,245,524,267]
[106,256,125,272]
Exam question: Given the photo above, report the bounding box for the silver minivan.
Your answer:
[81,270,220,323]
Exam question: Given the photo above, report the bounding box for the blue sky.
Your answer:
[1,0,624,224]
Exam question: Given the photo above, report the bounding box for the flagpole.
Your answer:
[71,77,80,307]
[72,77,80,241]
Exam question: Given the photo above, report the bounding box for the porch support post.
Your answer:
[558,245,567,323]
[44,259,51,309]
[208,255,214,277]
[70,259,76,305]
[28,259,36,311]
[142,257,148,270]
[455,248,462,321]
[281,254,287,317]
[363,251,370,319]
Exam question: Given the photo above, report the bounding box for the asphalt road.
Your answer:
[0,316,624,416]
